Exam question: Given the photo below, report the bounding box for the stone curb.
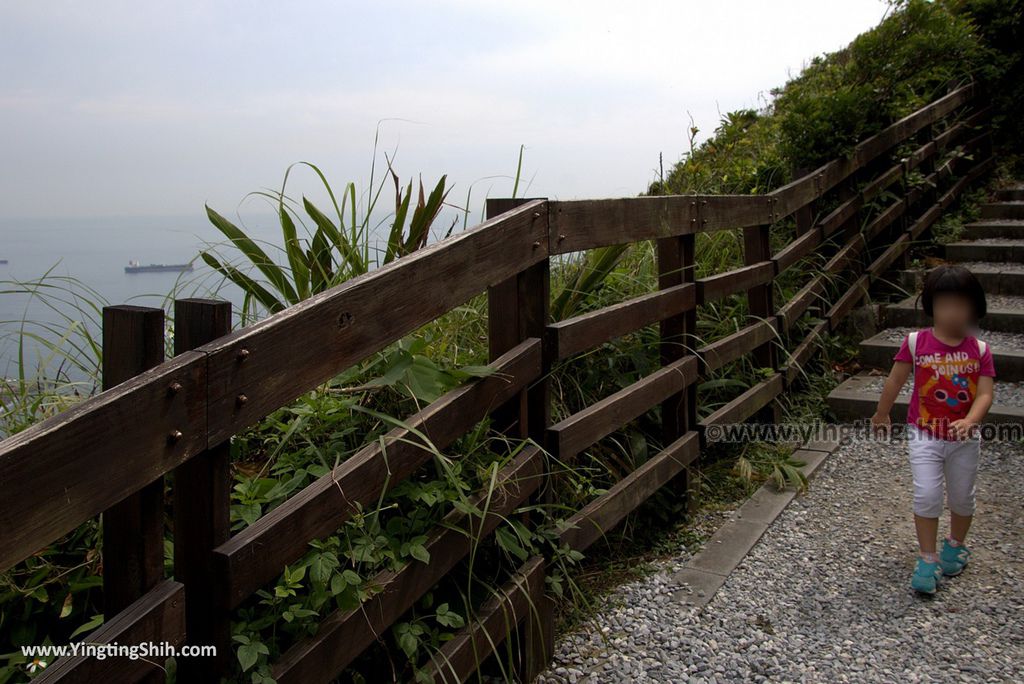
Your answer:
[858,330,1024,381]
[884,294,1024,333]
[669,439,840,609]
[826,372,1024,424]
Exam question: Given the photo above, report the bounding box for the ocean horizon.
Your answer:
[0,209,405,384]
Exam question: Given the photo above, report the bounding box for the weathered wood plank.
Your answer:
[863,198,906,242]
[200,200,547,444]
[272,446,543,684]
[697,195,775,232]
[696,261,774,304]
[967,155,996,184]
[548,283,695,361]
[822,234,867,275]
[814,157,859,199]
[774,209,869,333]
[699,374,784,428]
[422,556,545,683]
[559,431,699,552]
[782,321,830,385]
[904,140,937,173]
[699,320,778,373]
[933,121,967,152]
[657,232,699,512]
[547,355,699,460]
[0,352,207,573]
[964,105,992,129]
[819,195,862,237]
[35,580,186,683]
[743,225,776,383]
[548,197,698,253]
[172,298,234,682]
[215,338,542,609]
[827,274,871,329]
[100,306,167,634]
[769,174,819,219]
[547,195,771,254]
[936,154,994,212]
[772,226,821,274]
[776,277,826,330]
[862,163,903,201]
[866,233,910,278]
[486,198,550,440]
[909,203,944,239]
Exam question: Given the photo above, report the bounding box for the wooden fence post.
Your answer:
[172,298,233,682]
[485,198,553,681]
[656,203,699,510]
[743,209,780,424]
[486,199,550,441]
[101,305,167,683]
[919,121,939,210]
[792,166,817,236]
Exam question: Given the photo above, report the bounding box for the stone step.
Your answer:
[995,188,1024,202]
[939,262,1024,294]
[981,202,1024,220]
[962,220,1024,240]
[859,327,1024,381]
[883,293,1024,333]
[945,239,1024,263]
[827,372,1024,425]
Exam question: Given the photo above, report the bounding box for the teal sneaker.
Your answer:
[939,538,971,576]
[911,557,942,595]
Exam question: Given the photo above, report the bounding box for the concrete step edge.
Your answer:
[827,373,1024,424]
[859,331,1024,381]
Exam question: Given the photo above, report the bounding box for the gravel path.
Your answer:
[538,435,1024,683]
[876,327,1024,351]
[984,294,1024,310]
[954,238,1024,245]
[896,293,1024,311]
[956,261,1024,273]
[855,375,1024,407]
[898,292,1024,310]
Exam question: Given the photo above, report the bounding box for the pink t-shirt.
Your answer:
[893,328,996,439]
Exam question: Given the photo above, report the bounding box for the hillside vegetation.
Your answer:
[648,0,1023,197]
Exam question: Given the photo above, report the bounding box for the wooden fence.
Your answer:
[0,82,994,683]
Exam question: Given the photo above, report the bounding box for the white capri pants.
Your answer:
[907,425,980,518]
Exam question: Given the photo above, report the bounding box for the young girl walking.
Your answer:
[871,265,995,594]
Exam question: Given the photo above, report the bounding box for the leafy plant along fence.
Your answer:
[0,82,994,683]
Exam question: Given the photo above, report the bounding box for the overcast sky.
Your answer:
[0,1,890,221]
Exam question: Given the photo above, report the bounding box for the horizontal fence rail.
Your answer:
[2,80,998,683]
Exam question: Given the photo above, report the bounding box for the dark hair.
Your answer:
[918,265,987,319]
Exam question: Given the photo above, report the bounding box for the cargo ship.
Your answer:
[125,259,193,274]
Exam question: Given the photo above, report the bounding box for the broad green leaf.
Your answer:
[200,251,285,314]
[205,205,298,303]
[278,205,310,300]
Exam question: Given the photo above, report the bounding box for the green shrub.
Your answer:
[652,0,1022,196]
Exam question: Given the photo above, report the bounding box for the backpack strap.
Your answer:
[978,338,988,357]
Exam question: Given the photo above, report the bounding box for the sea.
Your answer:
[0,211,315,385]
